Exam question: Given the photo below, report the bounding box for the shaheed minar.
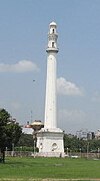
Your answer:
[37,22,64,157]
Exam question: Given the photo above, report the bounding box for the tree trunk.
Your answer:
[2,150,5,163]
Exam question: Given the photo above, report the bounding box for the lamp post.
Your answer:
[87,142,89,159]
[34,140,35,158]
[98,148,99,158]
[80,148,81,158]
[70,149,71,157]
[67,147,68,156]
[5,147,7,156]
[12,143,14,157]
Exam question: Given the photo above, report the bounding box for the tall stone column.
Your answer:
[36,22,64,157]
[44,22,58,130]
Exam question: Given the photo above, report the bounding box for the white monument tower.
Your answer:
[37,22,64,157]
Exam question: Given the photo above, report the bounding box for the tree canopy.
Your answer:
[16,133,34,147]
[64,134,100,153]
[0,108,22,162]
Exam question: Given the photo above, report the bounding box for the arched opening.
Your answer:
[52,42,54,48]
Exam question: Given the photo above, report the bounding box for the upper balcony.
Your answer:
[46,47,59,53]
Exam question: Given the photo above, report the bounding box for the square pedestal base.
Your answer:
[36,129,64,157]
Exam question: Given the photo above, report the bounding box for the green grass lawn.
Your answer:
[0,157,100,180]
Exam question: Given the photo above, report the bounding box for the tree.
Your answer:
[64,134,88,153]
[0,109,22,163]
[64,133,100,154]
[16,133,34,147]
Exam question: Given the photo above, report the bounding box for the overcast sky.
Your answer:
[0,0,100,134]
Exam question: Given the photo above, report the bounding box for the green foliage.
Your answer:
[0,108,22,162]
[0,109,10,124]
[0,109,10,149]
[16,133,34,147]
[64,134,85,152]
[5,122,22,150]
[88,139,100,152]
[15,146,33,152]
[64,134,100,153]
[16,134,39,152]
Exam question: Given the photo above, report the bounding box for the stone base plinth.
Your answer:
[36,128,64,157]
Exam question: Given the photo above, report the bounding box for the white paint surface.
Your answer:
[37,22,64,156]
